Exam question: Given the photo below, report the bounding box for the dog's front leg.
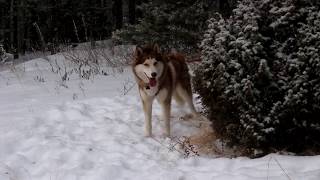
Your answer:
[160,101,171,137]
[142,98,153,137]
[157,89,171,137]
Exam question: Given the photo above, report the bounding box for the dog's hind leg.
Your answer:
[176,84,198,117]
[187,96,197,117]
[173,91,185,106]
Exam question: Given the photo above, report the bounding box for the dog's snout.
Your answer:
[151,72,157,78]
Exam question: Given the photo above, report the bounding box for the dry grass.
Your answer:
[188,122,218,156]
[185,115,243,158]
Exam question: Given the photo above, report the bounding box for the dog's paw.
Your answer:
[179,113,204,121]
[144,131,152,137]
[179,114,194,121]
[159,133,171,140]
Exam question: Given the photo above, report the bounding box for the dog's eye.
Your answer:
[154,62,158,66]
[143,63,149,67]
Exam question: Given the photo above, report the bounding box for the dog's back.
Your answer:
[166,52,193,97]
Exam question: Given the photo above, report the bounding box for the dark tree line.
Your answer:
[0,0,140,55]
[113,0,237,53]
[0,0,236,56]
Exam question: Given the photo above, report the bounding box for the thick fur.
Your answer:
[132,44,197,137]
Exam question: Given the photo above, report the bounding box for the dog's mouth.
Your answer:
[144,73,157,87]
[149,78,157,87]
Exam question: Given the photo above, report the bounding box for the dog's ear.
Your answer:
[135,46,143,57]
[153,43,160,54]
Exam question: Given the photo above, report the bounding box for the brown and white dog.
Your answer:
[132,44,197,137]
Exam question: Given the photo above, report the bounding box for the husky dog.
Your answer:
[132,44,197,137]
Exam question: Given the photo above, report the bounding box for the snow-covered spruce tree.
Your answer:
[194,0,320,154]
[112,0,214,53]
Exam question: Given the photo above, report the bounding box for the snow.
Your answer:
[0,54,320,180]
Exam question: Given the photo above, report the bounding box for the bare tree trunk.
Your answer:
[72,19,80,43]
[81,15,88,42]
[113,0,123,29]
[33,22,46,52]
[9,0,15,52]
[219,0,231,17]
[128,0,136,24]
[0,5,6,39]
[17,0,25,55]
[135,0,144,20]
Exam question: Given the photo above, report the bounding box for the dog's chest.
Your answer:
[144,85,159,96]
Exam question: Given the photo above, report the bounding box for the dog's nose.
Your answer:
[151,72,157,78]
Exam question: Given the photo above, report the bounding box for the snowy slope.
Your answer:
[0,55,320,180]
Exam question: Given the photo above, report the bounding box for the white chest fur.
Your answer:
[140,85,168,105]
[141,84,159,97]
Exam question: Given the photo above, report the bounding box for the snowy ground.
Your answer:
[0,55,320,180]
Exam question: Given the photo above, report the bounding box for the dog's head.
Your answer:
[133,44,166,87]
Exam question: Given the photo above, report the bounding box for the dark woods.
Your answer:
[0,0,139,55]
[0,0,236,57]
